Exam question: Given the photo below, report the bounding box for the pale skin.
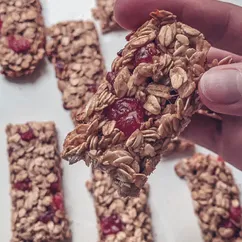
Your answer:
[114,0,242,170]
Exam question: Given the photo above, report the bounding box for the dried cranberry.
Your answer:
[117,49,123,57]
[14,178,31,191]
[50,182,60,194]
[19,128,35,142]
[8,147,14,156]
[39,207,55,223]
[100,214,123,236]
[218,156,225,162]
[106,72,116,86]
[8,35,31,53]
[0,21,2,31]
[105,98,145,137]
[220,219,236,229]
[134,43,157,66]
[53,193,64,211]
[230,206,241,223]
[55,62,65,72]
[86,84,97,93]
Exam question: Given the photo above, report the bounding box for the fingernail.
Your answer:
[200,68,242,104]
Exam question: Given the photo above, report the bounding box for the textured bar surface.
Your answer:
[163,138,195,157]
[0,0,45,77]
[92,0,120,33]
[175,153,242,242]
[62,10,211,197]
[6,122,72,242]
[46,20,105,122]
[86,170,154,242]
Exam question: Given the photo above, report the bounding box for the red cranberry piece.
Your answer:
[53,193,64,211]
[50,182,60,194]
[220,219,236,229]
[8,35,31,53]
[218,156,225,162]
[0,20,2,31]
[39,207,55,223]
[14,178,31,191]
[86,84,97,93]
[105,98,145,137]
[134,43,157,66]
[117,49,123,57]
[100,214,123,236]
[55,62,65,72]
[19,128,35,142]
[230,206,241,223]
[8,147,14,156]
[106,72,116,86]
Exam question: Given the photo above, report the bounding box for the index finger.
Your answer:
[114,0,242,55]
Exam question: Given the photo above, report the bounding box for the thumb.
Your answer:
[199,63,242,116]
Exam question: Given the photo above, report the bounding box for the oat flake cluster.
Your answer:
[0,0,45,77]
[176,154,242,242]
[62,10,212,197]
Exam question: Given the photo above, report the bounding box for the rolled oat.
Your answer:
[163,138,195,157]
[62,10,211,197]
[6,122,72,242]
[175,153,242,242]
[87,170,154,242]
[0,0,45,77]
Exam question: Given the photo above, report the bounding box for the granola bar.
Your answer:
[92,0,121,33]
[62,10,212,197]
[0,0,45,77]
[6,122,72,242]
[86,170,154,242]
[175,153,242,242]
[46,21,105,122]
[163,138,195,157]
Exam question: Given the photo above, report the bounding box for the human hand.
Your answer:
[114,0,242,169]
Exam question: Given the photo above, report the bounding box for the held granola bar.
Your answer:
[46,21,105,122]
[86,170,154,242]
[6,122,71,242]
[175,154,242,242]
[0,0,45,77]
[92,0,121,33]
[62,10,211,197]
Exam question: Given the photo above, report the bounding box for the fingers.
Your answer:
[199,63,242,116]
[207,47,242,63]
[114,0,242,54]
[181,113,221,154]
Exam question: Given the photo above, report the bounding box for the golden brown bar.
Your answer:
[0,0,45,77]
[86,170,154,242]
[175,153,242,242]
[6,122,72,242]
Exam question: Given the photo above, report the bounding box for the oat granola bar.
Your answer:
[92,0,120,33]
[0,0,45,77]
[46,21,105,122]
[175,153,242,242]
[6,122,72,242]
[62,10,212,197]
[163,138,195,157]
[86,170,154,242]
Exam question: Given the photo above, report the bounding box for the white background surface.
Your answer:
[0,0,242,241]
